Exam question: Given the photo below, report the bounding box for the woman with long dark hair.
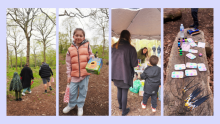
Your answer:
[112,30,138,116]
[137,47,148,63]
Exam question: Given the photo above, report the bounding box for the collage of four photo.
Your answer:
[6,8,213,116]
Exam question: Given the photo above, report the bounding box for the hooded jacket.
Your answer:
[68,39,90,77]
[141,65,161,94]
[39,63,53,78]
[111,39,138,87]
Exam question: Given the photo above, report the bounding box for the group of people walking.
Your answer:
[9,62,54,101]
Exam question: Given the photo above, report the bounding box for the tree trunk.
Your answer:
[164,29,213,116]
[102,27,105,57]
[44,42,46,62]
[20,56,22,68]
[10,57,12,68]
[34,54,36,68]
[26,34,30,66]
[7,43,9,69]
[15,49,17,71]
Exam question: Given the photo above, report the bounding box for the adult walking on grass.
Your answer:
[39,62,53,93]
[112,30,138,116]
[20,64,34,96]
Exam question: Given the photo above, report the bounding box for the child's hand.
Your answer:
[67,77,71,84]
[88,56,94,60]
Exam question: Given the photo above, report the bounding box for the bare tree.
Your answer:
[62,17,77,45]
[8,49,14,68]
[89,8,109,57]
[7,8,39,65]
[19,51,24,68]
[34,14,56,62]
[31,40,40,68]
[8,27,25,71]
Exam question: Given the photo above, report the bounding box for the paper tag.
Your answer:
[185,70,197,76]
[186,62,197,68]
[174,64,186,70]
[186,53,196,59]
[171,71,184,78]
[198,42,205,48]
[189,49,198,53]
[182,43,191,51]
[197,63,207,71]
[190,42,197,47]
[187,38,194,43]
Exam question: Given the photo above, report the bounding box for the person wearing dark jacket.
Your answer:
[140,55,161,112]
[20,64,34,96]
[112,30,138,116]
[39,62,53,93]
[137,47,148,63]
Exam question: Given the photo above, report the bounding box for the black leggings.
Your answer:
[191,8,199,27]
[117,87,129,113]
[15,91,21,99]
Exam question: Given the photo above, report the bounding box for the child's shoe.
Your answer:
[18,98,22,101]
[49,86,52,91]
[45,90,47,93]
[21,92,25,96]
[78,108,83,116]
[141,101,146,109]
[16,98,19,101]
[63,105,75,114]
[151,105,156,112]
[28,91,32,94]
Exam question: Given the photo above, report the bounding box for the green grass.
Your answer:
[7,66,56,97]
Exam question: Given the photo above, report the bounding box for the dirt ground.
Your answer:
[111,82,161,116]
[111,59,161,116]
[7,81,56,116]
[59,54,109,116]
[163,8,213,92]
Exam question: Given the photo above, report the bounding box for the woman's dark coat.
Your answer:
[20,66,34,89]
[111,40,138,87]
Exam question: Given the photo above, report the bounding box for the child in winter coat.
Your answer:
[63,28,94,116]
[140,55,161,112]
[9,72,23,101]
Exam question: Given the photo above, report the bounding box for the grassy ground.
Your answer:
[6,66,56,98]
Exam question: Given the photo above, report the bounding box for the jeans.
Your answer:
[23,87,31,93]
[68,76,90,108]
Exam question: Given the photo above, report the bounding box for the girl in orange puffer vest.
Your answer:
[63,28,94,116]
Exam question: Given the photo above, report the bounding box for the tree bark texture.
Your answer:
[164,28,213,116]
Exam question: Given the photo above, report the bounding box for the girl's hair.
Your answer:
[112,30,131,49]
[142,47,148,57]
[73,28,85,37]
